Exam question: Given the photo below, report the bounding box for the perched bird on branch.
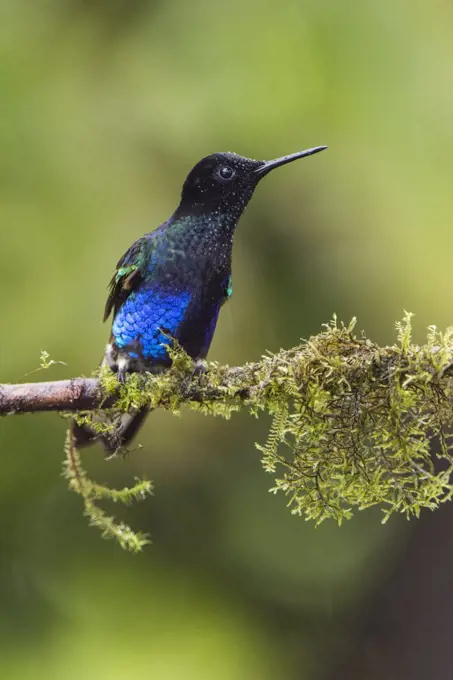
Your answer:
[73,146,327,451]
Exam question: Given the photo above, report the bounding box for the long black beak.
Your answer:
[255,145,327,176]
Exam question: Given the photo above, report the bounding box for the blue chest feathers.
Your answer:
[112,288,191,360]
[111,268,232,364]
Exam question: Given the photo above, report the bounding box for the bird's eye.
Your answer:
[218,166,235,180]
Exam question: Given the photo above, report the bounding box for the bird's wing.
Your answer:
[103,236,155,322]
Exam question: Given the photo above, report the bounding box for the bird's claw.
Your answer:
[117,367,127,384]
[181,359,207,398]
[192,359,207,381]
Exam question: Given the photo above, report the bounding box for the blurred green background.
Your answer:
[2,1,453,678]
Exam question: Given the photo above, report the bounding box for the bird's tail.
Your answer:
[71,407,150,454]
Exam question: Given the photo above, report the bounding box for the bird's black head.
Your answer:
[177,146,327,218]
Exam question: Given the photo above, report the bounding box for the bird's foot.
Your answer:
[117,367,127,384]
[192,359,207,381]
[181,359,207,399]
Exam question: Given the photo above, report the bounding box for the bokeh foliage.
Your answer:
[2,0,453,678]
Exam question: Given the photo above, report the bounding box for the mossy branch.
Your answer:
[3,313,453,549]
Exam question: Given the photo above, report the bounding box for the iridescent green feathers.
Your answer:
[104,236,152,321]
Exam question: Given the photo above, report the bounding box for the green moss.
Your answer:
[69,313,453,549]
[63,430,152,552]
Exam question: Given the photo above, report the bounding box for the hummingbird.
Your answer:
[72,145,327,451]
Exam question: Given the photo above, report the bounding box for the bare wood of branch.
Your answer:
[0,378,111,414]
[0,366,249,415]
